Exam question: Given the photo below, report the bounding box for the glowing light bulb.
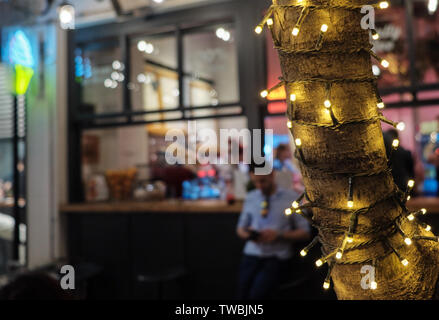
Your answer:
[407,195,411,201]
[300,249,307,257]
[324,100,331,108]
[381,59,389,68]
[392,139,399,149]
[296,209,302,214]
[379,1,389,9]
[425,225,432,232]
[336,251,343,259]
[377,102,385,109]
[285,208,293,215]
[287,121,293,129]
[292,201,299,209]
[372,33,379,40]
[407,214,415,221]
[267,18,273,26]
[404,238,412,246]
[315,259,323,267]
[408,180,415,188]
[290,93,297,102]
[321,24,328,32]
[295,138,302,147]
[347,201,354,208]
[323,281,330,289]
[421,208,427,215]
[371,281,377,290]
[255,26,263,34]
[292,27,300,36]
[260,90,268,98]
[397,122,406,131]
[346,236,354,243]
[401,259,409,266]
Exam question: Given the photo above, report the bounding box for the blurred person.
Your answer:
[236,163,311,300]
[273,144,304,192]
[383,129,415,192]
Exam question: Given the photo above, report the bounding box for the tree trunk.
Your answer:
[265,0,439,299]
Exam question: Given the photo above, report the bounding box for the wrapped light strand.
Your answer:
[323,262,335,289]
[315,24,328,49]
[387,241,409,266]
[300,236,320,257]
[371,29,380,40]
[370,50,389,68]
[395,221,412,246]
[406,208,427,222]
[290,93,297,120]
[292,6,310,37]
[324,83,339,125]
[254,6,274,34]
[260,81,285,99]
[294,137,306,164]
[403,179,415,204]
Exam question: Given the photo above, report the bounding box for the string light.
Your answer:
[404,238,412,246]
[381,59,390,68]
[371,281,378,290]
[290,93,296,102]
[401,259,409,266]
[321,24,328,33]
[260,90,268,98]
[324,100,331,108]
[371,29,379,40]
[300,236,320,257]
[407,213,415,221]
[392,139,400,149]
[285,208,293,215]
[323,263,334,290]
[425,225,432,232]
[379,1,389,9]
[292,7,310,37]
[396,122,406,131]
[287,121,293,129]
[315,259,324,267]
[347,177,354,209]
[421,208,427,215]
[377,102,385,109]
[255,26,263,34]
[267,18,273,26]
[316,24,328,49]
[292,27,300,36]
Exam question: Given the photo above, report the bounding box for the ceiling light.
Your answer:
[58,3,75,30]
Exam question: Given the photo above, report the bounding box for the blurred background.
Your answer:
[0,0,438,299]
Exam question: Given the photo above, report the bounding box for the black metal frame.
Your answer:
[67,0,269,202]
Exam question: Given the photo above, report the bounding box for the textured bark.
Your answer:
[268,0,439,299]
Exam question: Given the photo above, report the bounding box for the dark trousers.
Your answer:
[237,255,289,300]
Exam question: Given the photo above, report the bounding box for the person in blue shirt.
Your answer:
[236,164,311,300]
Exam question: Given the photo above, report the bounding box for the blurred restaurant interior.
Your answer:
[0,0,439,300]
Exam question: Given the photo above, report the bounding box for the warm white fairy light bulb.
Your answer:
[381,59,389,68]
[267,18,273,26]
[397,122,406,131]
[292,201,299,209]
[290,93,297,102]
[346,236,354,243]
[285,208,293,215]
[295,138,302,147]
[323,281,330,289]
[300,249,307,257]
[287,121,293,129]
[379,1,389,9]
[260,90,268,98]
[324,100,331,108]
[425,225,432,232]
[347,201,354,208]
[404,237,412,246]
[392,139,400,149]
[371,281,378,290]
[336,251,343,259]
[292,27,300,36]
[421,208,427,215]
[408,180,415,188]
[401,259,409,266]
[407,213,415,221]
[321,24,328,32]
[255,26,263,34]
[315,259,323,267]
[377,102,385,109]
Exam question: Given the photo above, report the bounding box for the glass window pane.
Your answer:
[130,34,179,113]
[374,4,410,88]
[78,41,123,114]
[183,24,239,107]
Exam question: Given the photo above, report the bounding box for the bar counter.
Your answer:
[60,199,243,214]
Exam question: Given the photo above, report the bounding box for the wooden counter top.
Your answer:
[60,199,243,214]
[60,197,439,215]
